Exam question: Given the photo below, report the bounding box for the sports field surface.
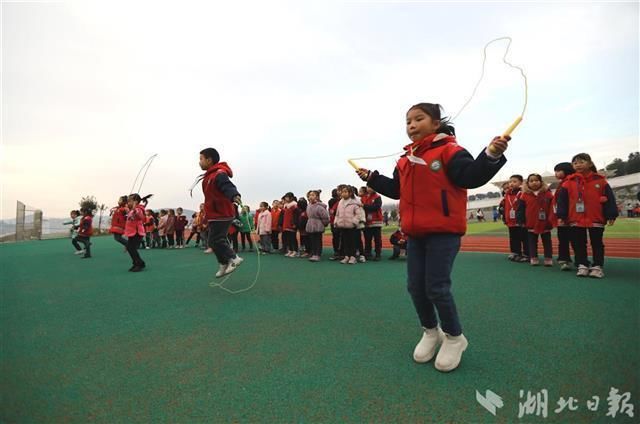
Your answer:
[1,236,638,422]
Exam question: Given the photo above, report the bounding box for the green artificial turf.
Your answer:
[1,237,638,423]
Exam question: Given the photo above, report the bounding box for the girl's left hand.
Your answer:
[489,136,511,155]
[608,219,615,226]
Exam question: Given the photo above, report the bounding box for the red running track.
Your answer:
[321,235,640,259]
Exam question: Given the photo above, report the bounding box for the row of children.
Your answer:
[109,196,191,250]
[499,153,618,278]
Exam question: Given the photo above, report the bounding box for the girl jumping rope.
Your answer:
[356,103,509,372]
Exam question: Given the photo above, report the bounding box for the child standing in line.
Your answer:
[328,188,342,260]
[334,185,365,264]
[166,209,177,248]
[504,175,529,262]
[63,210,82,254]
[185,212,201,247]
[175,207,188,249]
[109,196,129,248]
[282,192,299,257]
[297,197,310,257]
[152,211,161,248]
[256,202,273,254]
[144,209,155,249]
[357,102,508,372]
[305,189,330,262]
[72,208,94,258]
[270,200,282,252]
[238,205,255,252]
[124,194,150,272]
[552,162,575,271]
[517,174,555,266]
[556,153,618,278]
[158,210,168,248]
[361,186,384,261]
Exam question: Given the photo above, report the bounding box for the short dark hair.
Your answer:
[553,162,575,177]
[509,174,524,182]
[200,148,220,164]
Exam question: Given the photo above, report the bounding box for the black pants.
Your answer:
[113,233,127,247]
[228,232,239,252]
[161,235,168,248]
[364,227,382,258]
[208,220,237,265]
[72,236,91,257]
[186,230,200,245]
[309,232,323,256]
[571,226,605,267]
[283,230,298,252]
[357,230,364,256]
[331,226,341,255]
[176,229,184,246]
[556,226,573,263]
[167,233,175,247]
[508,226,530,257]
[392,244,406,258]
[271,231,280,250]
[300,234,310,253]
[126,235,145,267]
[341,228,358,257]
[240,232,254,250]
[528,231,552,259]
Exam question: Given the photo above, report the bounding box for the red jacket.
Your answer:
[109,206,127,234]
[396,134,467,236]
[329,200,339,225]
[504,188,523,227]
[271,208,282,231]
[361,193,383,227]
[282,201,298,231]
[557,172,618,227]
[124,204,146,237]
[144,215,155,232]
[202,162,237,221]
[175,215,188,231]
[78,215,93,237]
[518,189,554,234]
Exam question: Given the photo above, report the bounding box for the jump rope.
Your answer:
[195,36,529,294]
[348,36,528,170]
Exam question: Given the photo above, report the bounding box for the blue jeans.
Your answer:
[407,234,462,336]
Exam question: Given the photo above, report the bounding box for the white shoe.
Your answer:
[413,327,445,363]
[215,263,228,278]
[435,333,468,372]
[358,255,366,263]
[576,264,590,277]
[588,266,604,279]
[348,256,357,265]
[340,257,349,264]
[145,247,150,250]
[74,250,85,255]
[224,256,244,275]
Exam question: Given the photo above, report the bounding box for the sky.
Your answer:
[1,0,639,219]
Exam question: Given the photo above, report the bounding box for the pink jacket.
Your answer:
[256,210,272,236]
[124,205,146,237]
[158,215,168,236]
[334,198,365,229]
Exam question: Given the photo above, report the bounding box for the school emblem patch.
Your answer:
[595,184,600,188]
[430,160,442,172]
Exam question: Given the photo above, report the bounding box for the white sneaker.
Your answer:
[358,255,366,263]
[215,263,228,278]
[576,264,590,277]
[224,256,244,275]
[435,333,468,372]
[348,256,357,265]
[145,247,150,250]
[340,257,349,264]
[588,266,604,279]
[413,327,445,363]
[74,250,85,255]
